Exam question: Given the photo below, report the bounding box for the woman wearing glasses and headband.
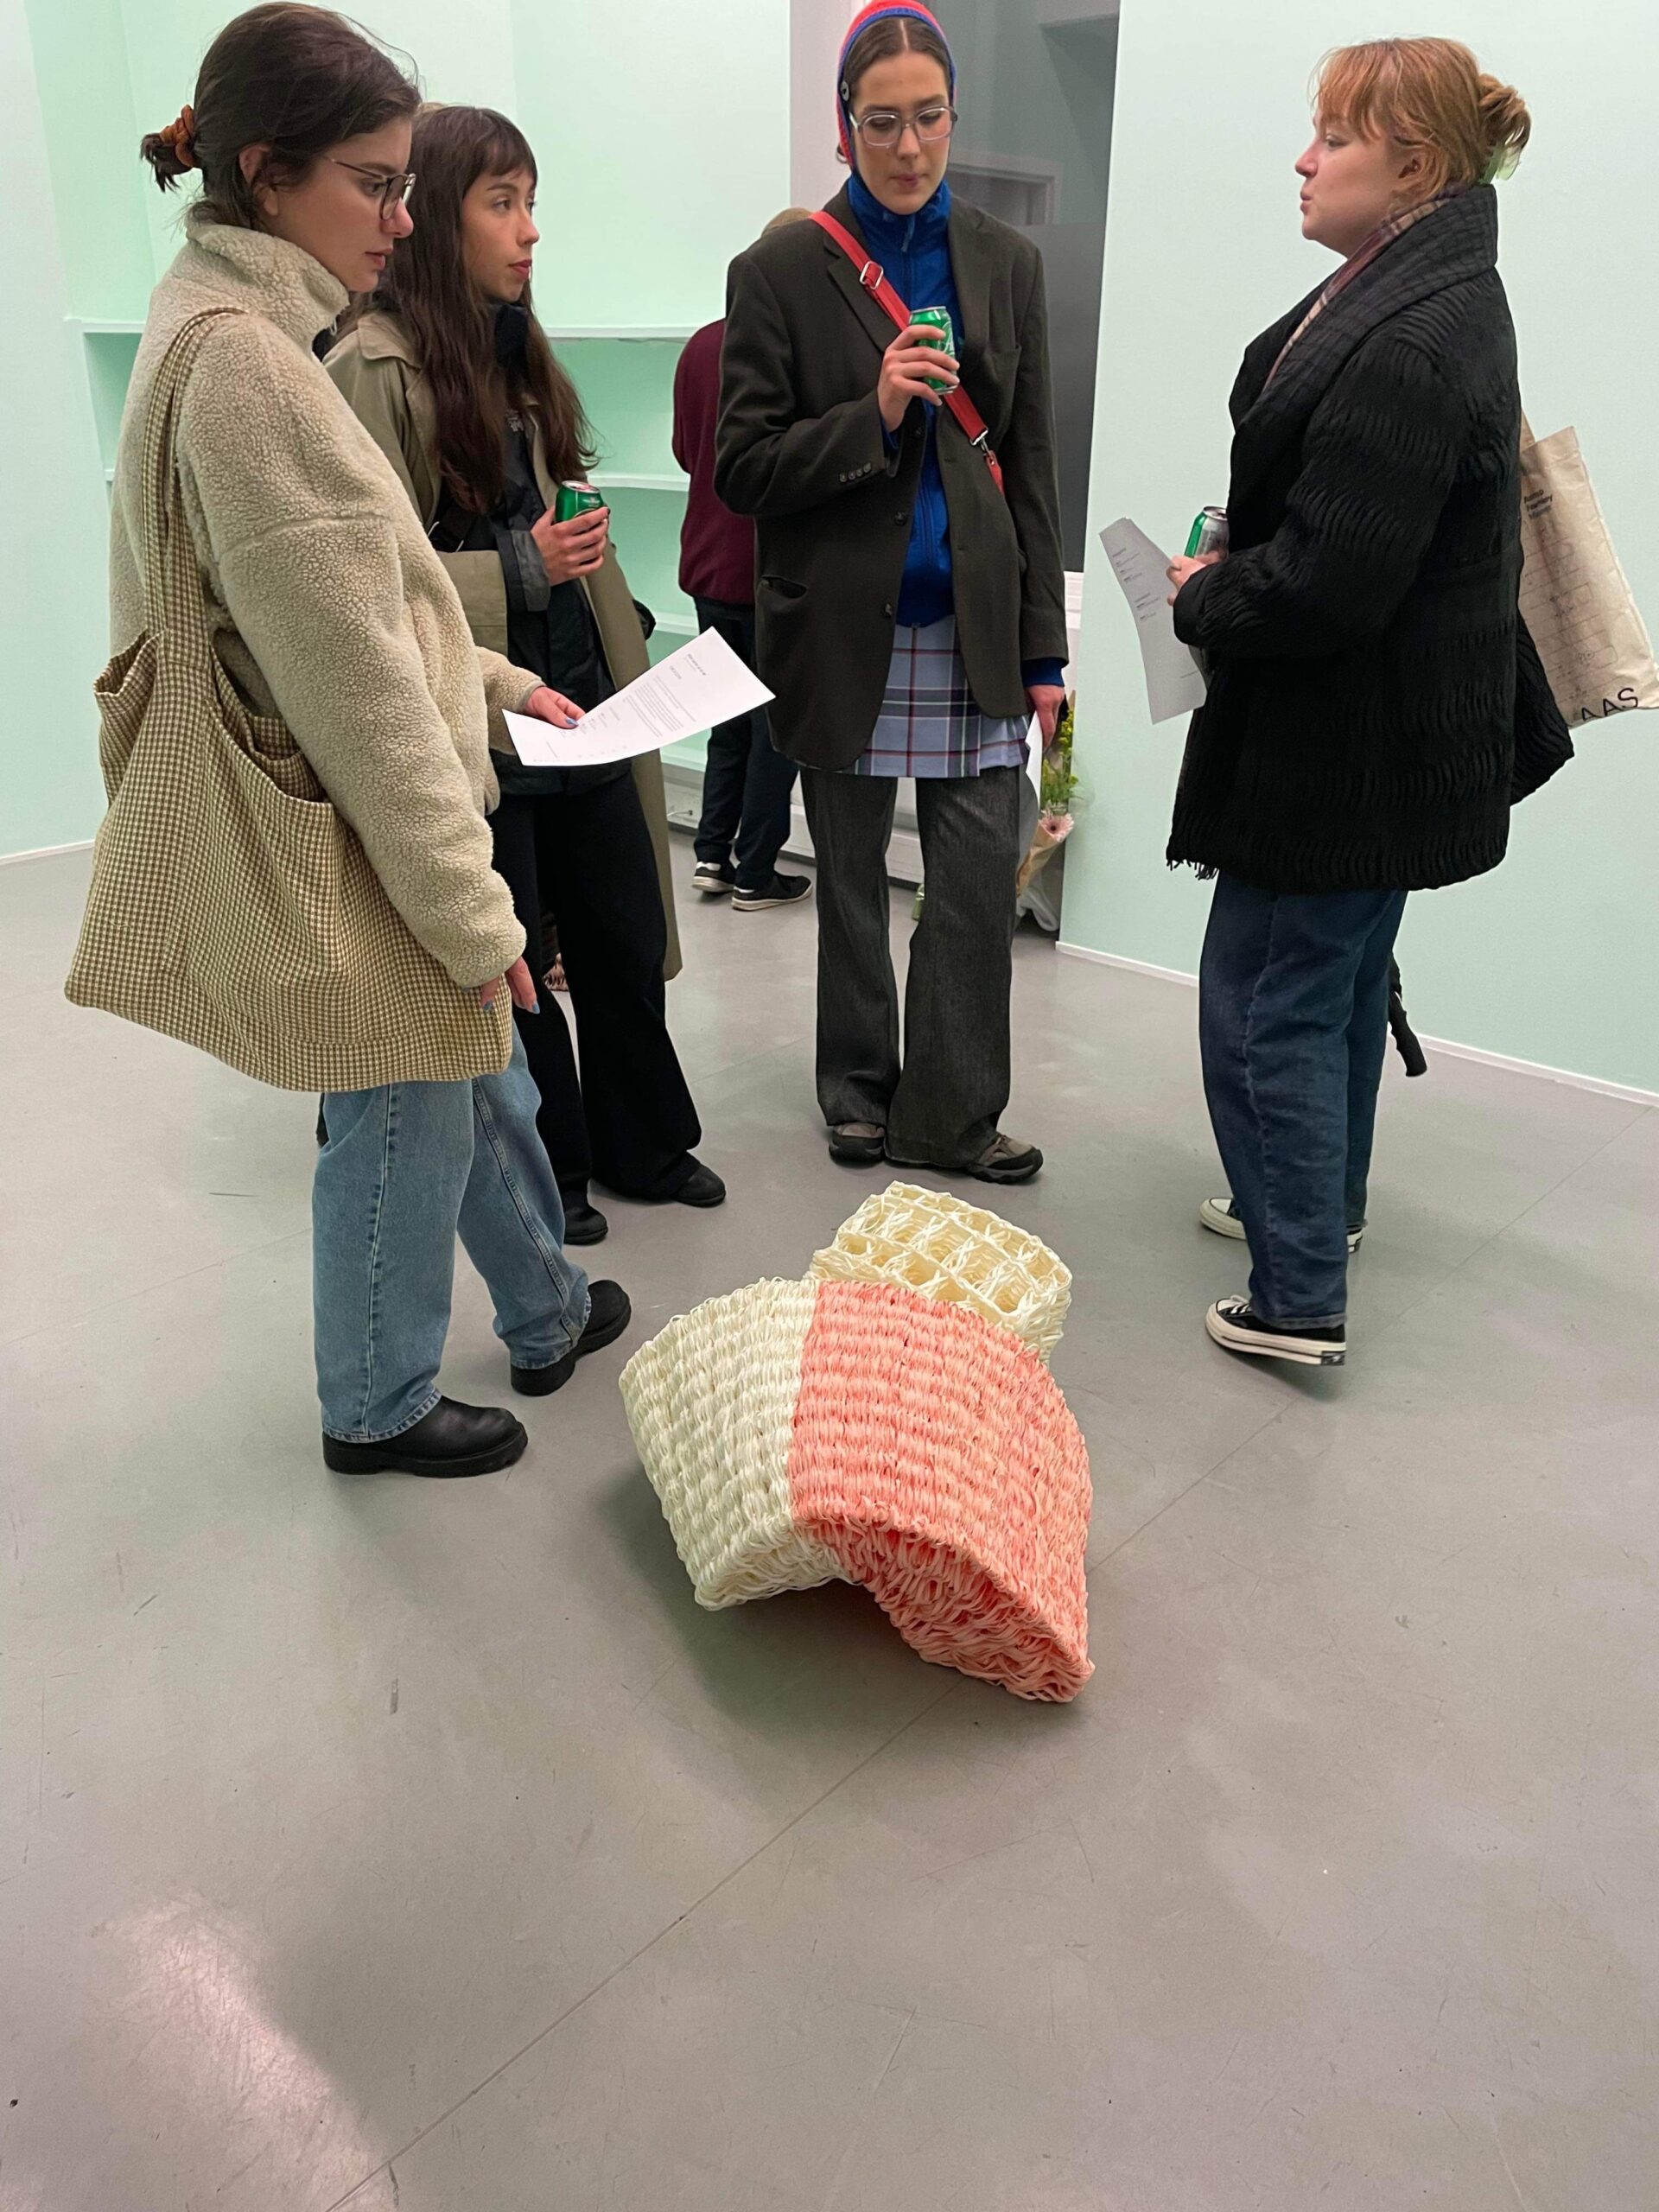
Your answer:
[82,5,632,1479]
[717,1,1067,1186]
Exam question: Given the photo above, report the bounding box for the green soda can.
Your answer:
[554,480,606,523]
[1185,505,1230,558]
[911,305,956,381]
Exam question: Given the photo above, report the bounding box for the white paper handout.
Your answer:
[1099,518,1208,723]
[505,626,774,769]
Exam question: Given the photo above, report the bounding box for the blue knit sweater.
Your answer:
[850,174,1063,693]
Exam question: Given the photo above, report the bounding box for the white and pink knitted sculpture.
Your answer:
[620,1187,1092,1703]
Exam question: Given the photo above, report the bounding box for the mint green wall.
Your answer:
[0,0,790,857]
[0,0,112,854]
[510,0,789,331]
[1066,0,1659,1094]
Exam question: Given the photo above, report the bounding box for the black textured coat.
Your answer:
[714,188,1067,772]
[1169,188,1571,893]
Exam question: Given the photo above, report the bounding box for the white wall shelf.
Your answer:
[590,472,685,493]
[547,327,695,342]
[67,317,144,335]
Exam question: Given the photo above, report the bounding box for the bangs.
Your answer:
[477,116,537,187]
[1314,41,1412,143]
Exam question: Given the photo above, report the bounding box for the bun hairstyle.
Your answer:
[1315,37,1533,198]
[139,3,418,228]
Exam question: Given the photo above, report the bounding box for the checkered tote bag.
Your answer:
[66,311,493,1091]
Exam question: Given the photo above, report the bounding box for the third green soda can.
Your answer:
[554,481,606,523]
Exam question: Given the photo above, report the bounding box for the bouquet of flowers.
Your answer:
[1018,693,1081,896]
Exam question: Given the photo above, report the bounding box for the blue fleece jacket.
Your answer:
[849,175,1064,693]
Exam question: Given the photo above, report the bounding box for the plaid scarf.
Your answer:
[1264,188,1465,391]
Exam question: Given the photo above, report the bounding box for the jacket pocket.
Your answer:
[760,575,807,601]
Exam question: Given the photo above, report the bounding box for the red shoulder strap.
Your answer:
[810,209,1005,496]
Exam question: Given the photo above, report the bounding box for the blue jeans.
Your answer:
[313,1029,590,1440]
[1199,876,1408,1330]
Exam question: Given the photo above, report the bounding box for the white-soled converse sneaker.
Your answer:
[1205,1296,1346,1368]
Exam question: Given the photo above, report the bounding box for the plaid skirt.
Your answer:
[849,615,1031,779]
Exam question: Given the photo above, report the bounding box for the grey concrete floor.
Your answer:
[3,844,1656,2212]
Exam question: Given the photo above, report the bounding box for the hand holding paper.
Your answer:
[1099,518,1208,723]
[505,627,773,770]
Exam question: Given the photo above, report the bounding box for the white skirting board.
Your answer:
[1056,938,1659,1109]
[0,838,93,868]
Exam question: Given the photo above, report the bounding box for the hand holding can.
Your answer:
[877,321,960,432]
[1185,506,1230,559]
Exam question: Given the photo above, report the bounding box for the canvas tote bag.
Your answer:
[66,310,503,1092]
[1518,414,1659,726]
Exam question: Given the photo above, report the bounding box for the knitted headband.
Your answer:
[836,2,957,164]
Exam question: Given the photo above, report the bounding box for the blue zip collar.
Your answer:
[848,172,952,264]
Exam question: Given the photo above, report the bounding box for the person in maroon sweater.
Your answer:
[673,209,814,913]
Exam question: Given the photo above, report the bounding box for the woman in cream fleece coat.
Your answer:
[80,5,632,1478]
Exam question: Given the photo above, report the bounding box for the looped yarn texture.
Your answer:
[810,1180,1071,1363]
[622,1270,1092,1702]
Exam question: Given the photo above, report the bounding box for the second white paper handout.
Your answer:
[505,626,774,769]
[1099,518,1209,724]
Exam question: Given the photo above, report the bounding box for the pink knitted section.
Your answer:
[786,1280,1093,1702]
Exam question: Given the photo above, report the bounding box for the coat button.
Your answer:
[894,512,908,525]
[883,602,894,618]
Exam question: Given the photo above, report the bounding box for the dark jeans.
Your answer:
[489,779,702,1205]
[693,597,798,892]
[802,766,1021,1166]
[1199,874,1408,1329]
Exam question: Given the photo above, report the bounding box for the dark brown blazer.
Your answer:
[714,186,1067,771]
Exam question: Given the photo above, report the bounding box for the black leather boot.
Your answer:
[512,1281,632,1396]
[323,1398,528,1478]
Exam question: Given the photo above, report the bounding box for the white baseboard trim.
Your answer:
[1056,939,1659,1109]
[1411,1034,1659,1109]
[0,838,92,868]
[1057,940,1198,989]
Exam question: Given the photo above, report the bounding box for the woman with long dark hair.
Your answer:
[69,6,632,1478]
[715,2,1067,1186]
[328,105,721,1245]
[1165,38,1572,1369]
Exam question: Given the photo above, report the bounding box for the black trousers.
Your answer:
[800,766,1021,1167]
[489,777,701,1204]
[692,597,799,892]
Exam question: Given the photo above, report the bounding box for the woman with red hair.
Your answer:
[1166,39,1573,1370]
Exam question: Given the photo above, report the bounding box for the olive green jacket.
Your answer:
[327,312,681,978]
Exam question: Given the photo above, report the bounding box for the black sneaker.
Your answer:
[692,861,736,897]
[1205,1296,1346,1368]
[887,1132,1043,1185]
[512,1281,632,1396]
[733,873,813,913]
[323,1397,527,1478]
[828,1122,887,1166]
